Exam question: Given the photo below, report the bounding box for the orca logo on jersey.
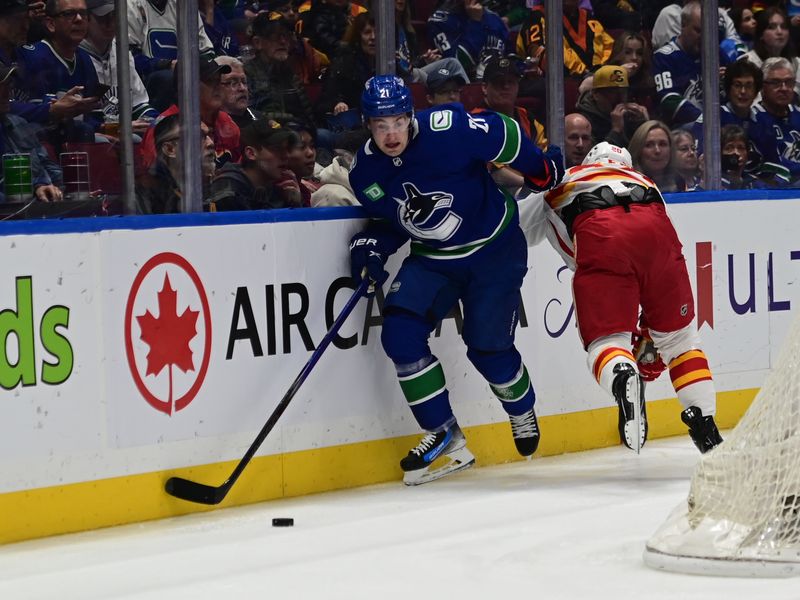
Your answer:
[395,182,462,241]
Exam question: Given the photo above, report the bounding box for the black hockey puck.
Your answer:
[272,517,294,527]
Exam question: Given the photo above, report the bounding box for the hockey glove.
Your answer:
[525,144,566,192]
[632,329,666,382]
[349,232,389,296]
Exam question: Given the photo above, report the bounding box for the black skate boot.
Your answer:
[509,408,540,457]
[400,423,475,486]
[612,363,647,452]
[681,406,724,453]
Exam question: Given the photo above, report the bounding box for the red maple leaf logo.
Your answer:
[136,273,199,415]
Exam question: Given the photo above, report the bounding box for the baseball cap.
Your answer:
[86,0,114,16]
[0,0,28,17]
[426,66,466,93]
[483,55,523,83]
[199,57,233,83]
[592,65,629,89]
[241,119,299,150]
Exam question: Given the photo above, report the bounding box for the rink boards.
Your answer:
[1,195,798,544]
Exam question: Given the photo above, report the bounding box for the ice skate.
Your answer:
[681,406,723,453]
[509,408,540,457]
[612,363,647,452]
[401,423,475,486]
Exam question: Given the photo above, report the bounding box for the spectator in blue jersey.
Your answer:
[80,0,158,137]
[427,0,507,81]
[652,1,733,128]
[0,0,30,67]
[725,6,757,59]
[126,0,216,112]
[347,75,564,485]
[200,0,239,57]
[692,59,761,154]
[720,124,765,190]
[0,64,63,203]
[12,0,104,143]
[208,119,302,210]
[749,57,800,187]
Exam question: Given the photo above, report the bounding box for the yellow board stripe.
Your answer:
[0,389,757,546]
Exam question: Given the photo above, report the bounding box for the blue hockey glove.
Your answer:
[349,232,389,296]
[527,144,566,192]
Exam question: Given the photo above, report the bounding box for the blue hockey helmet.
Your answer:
[361,75,414,119]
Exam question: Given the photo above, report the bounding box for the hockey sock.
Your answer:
[590,344,637,397]
[397,356,455,431]
[668,350,716,416]
[489,363,535,416]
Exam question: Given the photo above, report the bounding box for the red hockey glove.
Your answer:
[632,329,666,382]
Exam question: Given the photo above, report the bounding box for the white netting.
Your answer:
[644,310,800,577]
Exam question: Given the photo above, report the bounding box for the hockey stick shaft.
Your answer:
[165,279,369,505]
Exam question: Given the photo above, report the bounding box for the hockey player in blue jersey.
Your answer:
[348,75,564,485]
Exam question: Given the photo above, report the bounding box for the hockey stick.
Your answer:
[165,279,369,505]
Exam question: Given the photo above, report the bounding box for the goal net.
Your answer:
[643,311,800,577]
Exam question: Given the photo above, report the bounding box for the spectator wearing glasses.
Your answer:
[749,57,800,187]
[216,55,263,129]
[425,64,465,107]
[12,0,103,143]
[671,129,701,191]
[80,0,158,136]
[136,114,217,214]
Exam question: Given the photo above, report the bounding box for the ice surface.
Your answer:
[1,437,797,600]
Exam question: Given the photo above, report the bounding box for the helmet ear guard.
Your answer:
[361,75,414,120]
[583,141,633,168]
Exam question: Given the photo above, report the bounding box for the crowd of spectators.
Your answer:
[0,0,798,219]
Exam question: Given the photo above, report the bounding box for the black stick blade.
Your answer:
[165,476,229,505]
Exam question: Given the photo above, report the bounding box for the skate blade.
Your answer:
[622,374,647,453]
[403,447,476,486]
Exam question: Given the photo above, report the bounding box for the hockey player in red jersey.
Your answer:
[520,142,723,453]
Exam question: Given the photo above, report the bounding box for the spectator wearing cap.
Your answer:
[0,0,30,67]
[267,0,330,85]
[246,14,316,126]
[473,55,547,149]
[472,54,547,193]
[576,64,648,148]
[126,0,215,112]
[0,63,63,203]
[208,119,302,211]
[80,0,158,136]
[199,0,239,57]
[12,0,104,143]
[140,57,241,170]
[136,114,217,213]
[216,55,263,129]
[425,65,466,106]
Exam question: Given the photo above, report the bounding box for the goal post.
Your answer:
[643,310,800,577]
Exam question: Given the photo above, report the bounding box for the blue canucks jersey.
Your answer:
[427,7,507,78]
[652,39,731,126]
[348,103,550,261]
[749,102,800,185]
[11,41,100,125]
